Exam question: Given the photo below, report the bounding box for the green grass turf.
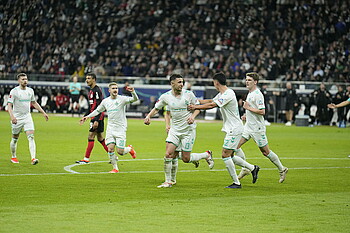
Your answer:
[0,112,349,233]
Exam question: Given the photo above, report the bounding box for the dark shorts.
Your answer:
[89,119,104,133]
[71,94,79,103]
[285,101,295,111]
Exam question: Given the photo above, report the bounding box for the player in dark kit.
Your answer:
[76,73,108,164]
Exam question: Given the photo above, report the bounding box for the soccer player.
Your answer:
[164,107,199,185]
[144,74,214,188]
[188,72,260,189]
[80,82,138,173]
[76,73,108,164]
[7,73,49,165]
[237,72,288,183]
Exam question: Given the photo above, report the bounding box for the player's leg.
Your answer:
[10,134,20,163]
[23,118,38,165]
[236,134,253,179]
[181,130,214,169]
[158,142,177,188]
[25,130,38,165]
[108,143,119,173]
[170,151,180,185]
[96,120,108,152]
[77,130,97,163]
[115,133,136,159]
[222,149,241,188]
[259,144,288,183]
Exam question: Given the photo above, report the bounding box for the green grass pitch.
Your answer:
[0,112,349,232]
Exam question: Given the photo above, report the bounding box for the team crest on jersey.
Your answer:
[9,95,12,98]
[258,100,263,105]
[218,98,224,104]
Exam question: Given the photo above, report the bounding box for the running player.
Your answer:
[144,74,214,188]
[237,72,288,183]
[80,82,138,173]
[7,73,49,165]
[76,73,108,164]
[188,72,260,188]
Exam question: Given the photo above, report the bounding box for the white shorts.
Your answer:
[166,128,196,152]
[105,129,126,149]
[11,117,34,135]
[242,130,268,148]
[223,132,242,151]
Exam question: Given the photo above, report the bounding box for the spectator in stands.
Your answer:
[284,82,299,126]
[311,83,332,125]
[55,91,69,113]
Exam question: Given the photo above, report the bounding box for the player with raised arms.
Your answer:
[80,82,138,173]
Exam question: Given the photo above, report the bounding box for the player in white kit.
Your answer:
[7,73,49,165]
[237,72,288,183]
[80,82,138,173]
[188,72,260,189]
[144,74,214,188]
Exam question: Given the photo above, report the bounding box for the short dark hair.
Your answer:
[169,73,184,84]
[17,73,27,79]
[86,73,97,80]
[213,72,226,85]
[246,72,259,83]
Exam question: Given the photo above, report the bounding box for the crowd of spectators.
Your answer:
[0,0,349,85]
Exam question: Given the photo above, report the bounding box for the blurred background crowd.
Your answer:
[0,0,349,126]
[0,0,349,84]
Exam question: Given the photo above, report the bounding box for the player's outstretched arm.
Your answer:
[144,108,159,125]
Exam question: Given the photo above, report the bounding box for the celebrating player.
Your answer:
[144,74,214,188]
[80,82,138,173]
[7,73,49,165]
[237,72,288,183]
[188,72,260,189]
[76,73,108,164]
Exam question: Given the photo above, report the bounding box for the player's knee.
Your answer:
[117,149,124,155]
[27,134,34,141]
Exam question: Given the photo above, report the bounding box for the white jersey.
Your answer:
[89,95,135,131]
[7,86,35,120]
[245,88,266,132]
[213,88,243,134]
[155,90,198,132]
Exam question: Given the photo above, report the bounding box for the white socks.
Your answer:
[223,157,240,185]
[171,158,178,182]
[109,152,119,170]
[10,138,18,158]
[232,156,255,171]
[267,150,284,171]
[164,157,173,183]
[189,152,208,162]
[27,134,36,159]
[122,146,132,155]
[235,148,246,160]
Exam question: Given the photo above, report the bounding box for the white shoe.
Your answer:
[238,168,251,180]
[265,120,271,126]
[279,167,288,183]
[285,121,292,126]
[157,182,172,188]
[169,180,177,185]
[206,150,214,169]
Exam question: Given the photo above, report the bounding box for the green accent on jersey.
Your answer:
[107,109,120,112]
[19,99,31,102]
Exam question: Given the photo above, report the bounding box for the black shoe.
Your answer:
[251,165,260,184]
[192,161,199,168]
[225,183,242,189]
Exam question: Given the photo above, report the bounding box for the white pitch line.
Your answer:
[1,164,350,177]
